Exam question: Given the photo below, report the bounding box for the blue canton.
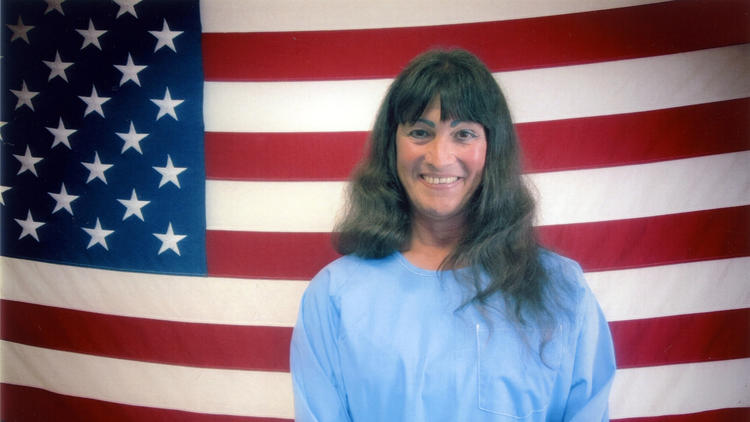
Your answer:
[1,0,207,275]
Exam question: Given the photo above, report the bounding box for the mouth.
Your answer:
[421,175,460,185]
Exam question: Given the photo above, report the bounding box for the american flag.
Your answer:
[1,0,748,421]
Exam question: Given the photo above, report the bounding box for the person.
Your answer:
[290,48,616,421]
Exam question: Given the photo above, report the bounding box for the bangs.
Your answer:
[390,51,497,126]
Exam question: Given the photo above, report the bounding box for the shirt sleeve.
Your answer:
[563,270,617,422]
[290,268,352,422]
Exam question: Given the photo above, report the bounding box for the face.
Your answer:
[396,96,487,225]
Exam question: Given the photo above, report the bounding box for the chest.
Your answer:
[334,286,570,421]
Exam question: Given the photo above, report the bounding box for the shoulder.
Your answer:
[539,250,584,284]
[538,249,586,290]
[538,249,597,322]
[305,253,400,298]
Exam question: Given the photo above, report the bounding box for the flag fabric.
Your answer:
[1,0,749,421]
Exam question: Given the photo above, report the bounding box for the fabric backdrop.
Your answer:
[1,0,748,420]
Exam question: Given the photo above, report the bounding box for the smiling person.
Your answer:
[290,49,616,421]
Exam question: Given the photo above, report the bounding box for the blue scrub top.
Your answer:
[291,251,616,421]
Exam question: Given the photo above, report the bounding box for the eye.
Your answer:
[455,129,478,141]
[408,128,431,139]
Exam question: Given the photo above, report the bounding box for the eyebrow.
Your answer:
[450,120,465,127]
[416,118,436,128]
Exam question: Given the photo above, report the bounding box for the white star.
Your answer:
[79,85,111,118]
[14,146,43,176]
[15,210,45,241]
[114,53,147,86]
[153,223,186,255]
[153,155,186,188]
[10,81,39,111]
[46,117,77,149]
[44,0,65,15]
[49,183,78,215]
[82,218,114,250]
[0,121,5,140]
[44,51,74,82]
[7,16,34,44]
[149,19,182,53]
[0,185,11,206]
[116,121,149,154]
[151,87,184,121]
[114,0,142,18]
[82,151,113,184]
[117,189,150,221]
[76,19,107,50]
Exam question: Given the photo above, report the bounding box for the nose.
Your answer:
[425,133,455,168]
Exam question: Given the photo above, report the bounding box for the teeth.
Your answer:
[423,176,458,184]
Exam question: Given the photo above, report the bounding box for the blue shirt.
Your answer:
[291,251,616,421]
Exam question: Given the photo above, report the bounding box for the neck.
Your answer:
[402,214,464,270]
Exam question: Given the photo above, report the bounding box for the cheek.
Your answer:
[395,136,420,175]
[465,142,487,178]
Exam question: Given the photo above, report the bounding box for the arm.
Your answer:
[564,285,617,422]
[290,268,352,422]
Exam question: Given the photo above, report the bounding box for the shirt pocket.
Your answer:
[475,323,561,419]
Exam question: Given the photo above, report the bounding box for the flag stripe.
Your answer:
[3,298,745,373]
[205,98,750,181]
[2,340,747,421]
[587,258,750,323]
[200,0,664,33]
[1,384,289,422]
[0,299,293,372]
[537,206,750,272]
[609,308,750,369]
[3,256,746,327]
[203,44,750,133]
[611,407,750,422]
[206,206,750,279]
[201,0,750,81]
[206,152,750,231]
[609,358,750,419]
[0,341,294,419]
[0,257,306,327]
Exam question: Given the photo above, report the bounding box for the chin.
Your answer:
[420,205,464,221]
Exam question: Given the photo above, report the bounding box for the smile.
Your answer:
[422,175,459,185]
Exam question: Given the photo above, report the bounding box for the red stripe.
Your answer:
[202,0,750,81]
[0,299,292,372]
[205,131,367,181]
[204,98,750,181]
[4,299,746,373]
[0,383,292,422]
[611,407,750,422]
[610,308,750,369]
[207,206,750,279]
[206,231,339,280]
[517,98,750,173]
[539,206,750,273]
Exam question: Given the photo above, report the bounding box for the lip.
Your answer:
[420,174,462,188]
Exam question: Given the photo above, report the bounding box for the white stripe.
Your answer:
[204,44,750,132]
[587,257,750,322]
[206,180,345,232]
[3,340,746,419]
[206,152,750,232]
[533,151,750,226]
[1,340,294,419]
[3,256,747,327]
[200,0,664,32]
[0,257,306,327]
[610,358,750,419]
